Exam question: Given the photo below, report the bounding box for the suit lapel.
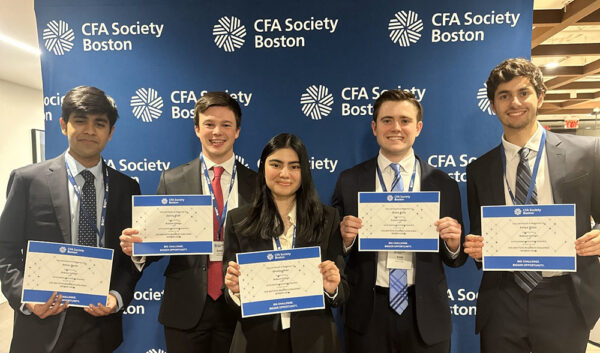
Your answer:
[184,158,203,194]
[487,146,506,205]
[545,132,566,204]
[47,154,71,243]
[235,162,255,207]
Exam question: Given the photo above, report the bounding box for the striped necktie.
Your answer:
[389,163,408,315]
[513,148,542,293]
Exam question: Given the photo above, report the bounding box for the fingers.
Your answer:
[32,292,69,319]
[340,216,362,247]
[575,230,600,256]
[463,234,484,260]
[320,261,340,294]
[225,261,241,293]
[84,303,115,317]
[119,229,142,256]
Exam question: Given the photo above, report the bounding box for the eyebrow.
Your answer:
[268,159,300,164]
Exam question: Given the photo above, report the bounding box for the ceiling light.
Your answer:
[545,62,559,69]
[0,33,41,56]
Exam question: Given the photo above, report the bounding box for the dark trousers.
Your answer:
[346,286,450,353]
[52,309,104,353]
[164,294,238,353]
[480,273,589,353]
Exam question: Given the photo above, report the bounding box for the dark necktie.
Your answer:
[513,148,542,292]
[78,170,97,247]
[388,163,408,315]
[207,166,225,300]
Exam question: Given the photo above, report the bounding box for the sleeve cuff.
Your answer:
[443,242,460,260]
[132,256,146,272]
[109,290,124,311]
[228,289,241,307]
[343,237,356,254]
[324,287,338,300]
[20,303,32,315]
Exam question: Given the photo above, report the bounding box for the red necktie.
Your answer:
[208,166,225,300]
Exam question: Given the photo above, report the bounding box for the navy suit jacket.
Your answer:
[149,157,257,330]
[0,153,141,353]
[466,131,600,333]
[332,155,466,345]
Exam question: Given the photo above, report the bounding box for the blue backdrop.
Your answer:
[35,1,533,352]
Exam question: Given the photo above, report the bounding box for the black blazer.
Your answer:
[331,155,466,346]
[150,158,257,330]
[0,153,141,353]
[223,204,348,353]
[466,131,600,333]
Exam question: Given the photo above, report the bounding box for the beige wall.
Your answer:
[0,79,44,303]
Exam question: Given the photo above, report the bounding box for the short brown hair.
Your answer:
[193,92,242,128]
[62,86,118,127]
[373,89,423,122]
[486,58,546,102]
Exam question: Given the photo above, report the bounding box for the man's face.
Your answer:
[195,106,240,164]
[491,76,544,132]
[60,113,114,166]
[372,100,422,162]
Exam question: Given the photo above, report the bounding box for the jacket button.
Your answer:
[202,266,207,271]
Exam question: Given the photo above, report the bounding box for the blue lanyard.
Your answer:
[376,158,418,192]
[500,129,546,205]
[200,154,237,240]
[65,160,109,246]
[274,225,296,250]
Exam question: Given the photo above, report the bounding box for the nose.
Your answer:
[83,120,96,134]
[212,125,222,135]
[280,167,290,177]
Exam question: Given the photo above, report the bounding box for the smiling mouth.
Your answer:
[387,136,404,141]
[210,139,226,146]
[507,110,527,117]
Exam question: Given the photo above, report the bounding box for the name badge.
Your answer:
[387,252,412,269]
[210,241,224,262]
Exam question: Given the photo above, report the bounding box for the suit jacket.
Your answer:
[466,131,600,333]
[331,155,466,345]
[223,204,348,353]
[150,157,257,330]
[0,153,141,353]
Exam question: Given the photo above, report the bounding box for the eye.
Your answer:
[291,164,301,170]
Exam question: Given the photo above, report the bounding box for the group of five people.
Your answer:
[0,57,599,353]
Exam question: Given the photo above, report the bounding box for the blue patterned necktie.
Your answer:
[389,163,408,315]
[513,148,542,292]
[78,170,97,247]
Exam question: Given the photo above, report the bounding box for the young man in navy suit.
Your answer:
[0,86,141,353]
[119,92,257,353]
[463,58,600,353]
[332,89,467,353]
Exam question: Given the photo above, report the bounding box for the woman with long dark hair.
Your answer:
[223,133,347,353]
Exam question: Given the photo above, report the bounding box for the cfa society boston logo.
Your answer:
[388,10,423,47]
[161,198,168,205]
[267,253,274,261]
[59,246,67,254]
[145,349,166,353]
[130,88,164,123]
[213,16,246,52]
[477,83,495,115]
[300,85,334,120]
[43,20,75,55]
[514,208,522,216]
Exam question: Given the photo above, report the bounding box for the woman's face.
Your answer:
[264,147,302,201]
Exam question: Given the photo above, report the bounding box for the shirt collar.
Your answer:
[377,149,416,174]
[201,153,236,175]
[65,149,103,181]
[501,122,544,161]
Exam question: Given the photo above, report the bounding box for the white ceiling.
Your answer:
[0,0,41,90]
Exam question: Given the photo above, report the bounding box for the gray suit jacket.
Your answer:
[0,153,141,353]
[466,131,600,333]
[148,157,257,330]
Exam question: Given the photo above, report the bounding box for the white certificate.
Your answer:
[22,241,113,307]
[358,192,440,252]
[132,195,213,256]
[482,204,576,271]
[236,246,325,318]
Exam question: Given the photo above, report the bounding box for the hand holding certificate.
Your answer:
[228,246,326,318]
[131,195,214,256]
[358,191,440,251]
[482,204,576,271]
[22,241,113,308]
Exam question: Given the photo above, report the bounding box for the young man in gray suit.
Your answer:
[332,90,467,353]
[464,58,600,353]
[0,86,141,353]
[120,92,257,353]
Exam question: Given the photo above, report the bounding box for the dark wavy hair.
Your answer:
[61,86,118,127]
[238,133,324,243]
[486,58,547,102]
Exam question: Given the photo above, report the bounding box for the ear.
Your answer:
[194,124,201,139]
[415,121,423,136]
[537,92,545,109]
[108,125,115,141]
[490,101,497,115]
[234,127,240,139]
[371,120,377,137]
[59,118,68,136]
